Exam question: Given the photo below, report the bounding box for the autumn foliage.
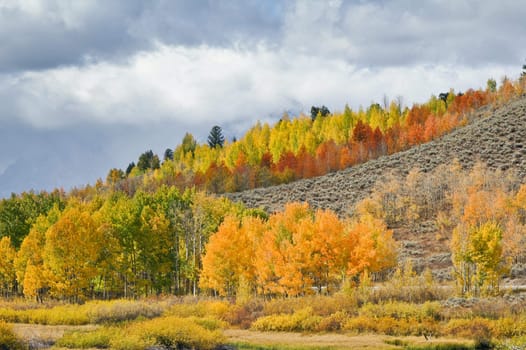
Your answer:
[115,77,524,196]
[200,203,397,297]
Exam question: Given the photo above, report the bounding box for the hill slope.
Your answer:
[226,96,526,216]
[226,96,526,280]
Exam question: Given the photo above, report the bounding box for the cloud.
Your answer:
[0,0,285,73]
[1,43,519,132]
[0,0,525,196]
[282,0,526,67]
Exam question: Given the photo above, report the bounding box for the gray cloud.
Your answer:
[0,0,285,73]
[0,0,525,196]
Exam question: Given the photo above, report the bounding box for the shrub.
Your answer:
[55,327,115,348]
[251,307,322,332]
[133,316,224,350]
[263,295,356,317]
[166,300,230,320]
[316,311,348,332]
[0,321,26,350]
[224,298,264,328]
[359,301,441,322]
[86,299,164,323]
[342,315,377,333]
[444,318,493,343]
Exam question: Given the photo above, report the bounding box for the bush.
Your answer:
[444,318,493,343]
[251,307,322,332]
[55,327,115,348]
[316,311,348,332]
[86,299,164,323]
[131,316,225,350]
[0,321,26,350]
[263,295,356,317]
[359,301,442,322]
[166,300,230,320]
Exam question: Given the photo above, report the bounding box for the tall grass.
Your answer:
[0,298,168,325]
[56,316,225,350]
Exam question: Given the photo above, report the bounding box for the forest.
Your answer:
[0,75,525,349]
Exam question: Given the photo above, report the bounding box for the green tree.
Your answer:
[486,78,497,93]
[163,148,174,161]
[137,150,161,171]
[207,126,225,148]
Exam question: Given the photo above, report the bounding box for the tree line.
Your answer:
[111,76,525,196]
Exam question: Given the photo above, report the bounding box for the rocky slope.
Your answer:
[226,97,526,217]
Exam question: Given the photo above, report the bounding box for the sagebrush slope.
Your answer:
[226,96,526,217]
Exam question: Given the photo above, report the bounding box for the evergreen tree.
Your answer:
[163,148,174,161]
[310,105,330,120]
[137,150,160,171]
[208,125,225,148]
[125,162,135,176]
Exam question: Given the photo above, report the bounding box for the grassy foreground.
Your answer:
[0,293,524,349]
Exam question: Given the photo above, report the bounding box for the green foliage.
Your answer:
[137,150,160,171]
[0,190,64,248]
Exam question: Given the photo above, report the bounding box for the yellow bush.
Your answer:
[251,307,322,332]
[0,321,26,350]
[359,301,441,322]
[444,317,493,340]
[263,295,357,317]
[86,299,164,323]
[316,311,349,332]
[130,316,224,350]
[342,315,377,333]
[166,300,230,320]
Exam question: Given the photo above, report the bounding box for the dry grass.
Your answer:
[11,323,98,347]
[225,329,474,350]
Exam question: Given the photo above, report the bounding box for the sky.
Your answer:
[0,0,525,197]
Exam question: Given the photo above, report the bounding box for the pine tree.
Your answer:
[208,126,225,148]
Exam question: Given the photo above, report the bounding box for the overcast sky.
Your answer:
[0,0,525,196]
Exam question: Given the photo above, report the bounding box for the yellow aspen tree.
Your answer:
[0,237,16,297]
[200,215,264,296]
[15,205,61,299]
[43,206,103,301]
[346,214,397,279]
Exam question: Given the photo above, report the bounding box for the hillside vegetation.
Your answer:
[0,76,525,349]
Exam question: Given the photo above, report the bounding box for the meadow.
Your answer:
[0,275,525,350]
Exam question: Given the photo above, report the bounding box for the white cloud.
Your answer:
[1,43,519,131]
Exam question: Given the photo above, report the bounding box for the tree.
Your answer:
[438,92,449,109]
[106,168,125,185]
[0,237,16,297]
[486,78,497,93]
[310,105,330,120]
[208,126,225,148]
[181,133,197,156]
[125,162,135,176]
[137,150,161,171]
[451,221,506,296]
[43,205,103,301]
[163,148,174,161]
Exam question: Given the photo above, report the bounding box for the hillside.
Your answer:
[226,96,526,215]
[226,96,526,280]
